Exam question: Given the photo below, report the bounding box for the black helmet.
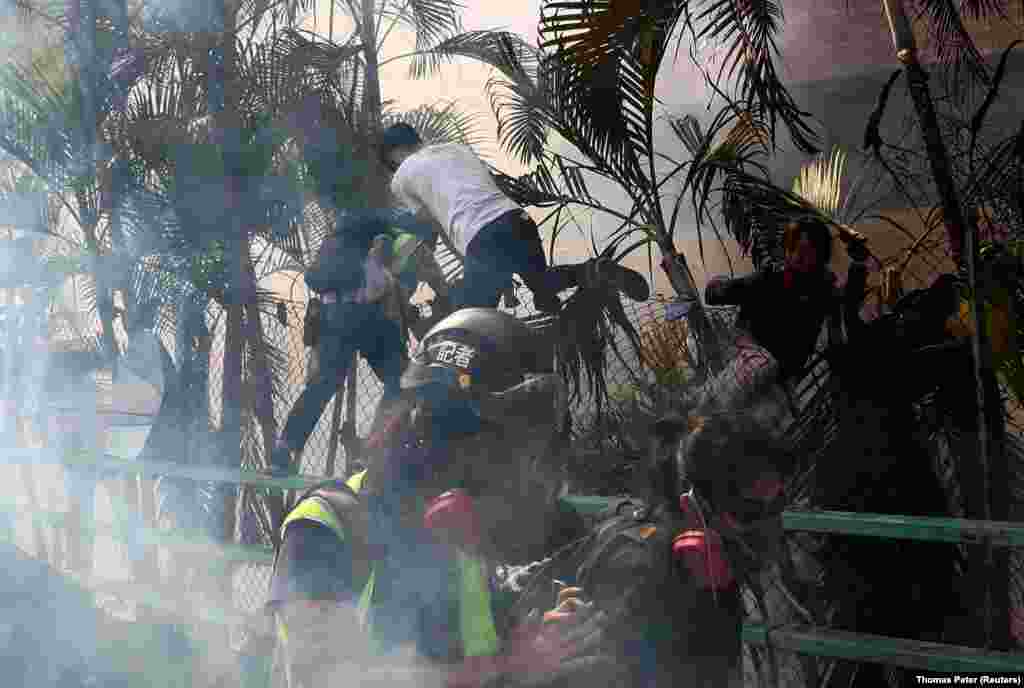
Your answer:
[379,123,422,168]
[401,308,562,429]
[402,309,549,390]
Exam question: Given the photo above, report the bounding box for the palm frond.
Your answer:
[969,39,1022,154]
[670,111,705,158]
[237,0,317,30]
[398,0,463,53]
[404,31,553,166]
[487,67,550,166]
[962,122,1024,222]
[538,42,648,186]
[0,58,77,188]
[792,146,847,222]
[677,106,772,251]
[491,159,576,209]
[910,0,992,90]
[408,29,540,80]
[554,276,644,423]
[383,100,487,151]
[679,104,846,269]
[534,0,816,157]
[117,54,210,167]
[252,238,305,280]
[248,28,364,121]
[687,0,818,153]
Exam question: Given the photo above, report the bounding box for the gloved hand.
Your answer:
[542,586,591,625]
[505,601,611,688]
[447,601,608,688]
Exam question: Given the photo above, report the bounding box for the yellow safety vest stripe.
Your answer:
[280,496,346,542]
[456,550,500,657]
[277,469,499,659]
[276,471,369,647]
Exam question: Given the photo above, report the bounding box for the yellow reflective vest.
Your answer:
[276,470,500,659]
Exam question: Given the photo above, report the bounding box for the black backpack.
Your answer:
[303,232,372,296]
[271,479,381,596]
[510,499,744,688]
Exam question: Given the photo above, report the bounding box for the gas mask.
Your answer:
[657,414,789,591]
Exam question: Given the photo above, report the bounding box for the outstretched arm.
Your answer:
[345,207,437,242]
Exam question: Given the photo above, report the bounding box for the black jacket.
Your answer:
[705,264,868,381]
[303,232,367,295]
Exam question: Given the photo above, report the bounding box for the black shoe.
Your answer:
[583,258,650,301]
[532,291,562,314]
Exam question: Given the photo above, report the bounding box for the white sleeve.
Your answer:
[390,169,421,214]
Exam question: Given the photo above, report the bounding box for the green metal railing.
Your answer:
[4,446,1024,675]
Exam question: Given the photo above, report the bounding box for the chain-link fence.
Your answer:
[205,283,679,623]
[201,284,678,481]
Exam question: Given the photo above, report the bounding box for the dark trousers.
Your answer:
[282,302,403,453]
[454,210,578,309]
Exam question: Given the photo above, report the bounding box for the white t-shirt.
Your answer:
[390,142,521,255]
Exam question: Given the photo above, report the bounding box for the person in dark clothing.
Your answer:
[270,215,428,475]
[698,219,869,417]
[265,309,601,688]
[502,411,795,688]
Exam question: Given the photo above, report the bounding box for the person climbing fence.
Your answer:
[270,218,409,475]
[379,123,650,314]
[693,219,869,427]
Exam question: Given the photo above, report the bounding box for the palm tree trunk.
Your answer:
[212,0,242,550]
[359,0,382,134]
[881,0,969,264]
[881,0,1010,650]
[328,0,336,43]
[356,0,397,212]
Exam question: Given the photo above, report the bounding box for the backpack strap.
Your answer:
[576,511,649,590]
